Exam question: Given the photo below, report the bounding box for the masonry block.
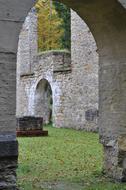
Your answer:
[16,116,48,137]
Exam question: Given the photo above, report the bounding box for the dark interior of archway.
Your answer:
[35,79,53,124]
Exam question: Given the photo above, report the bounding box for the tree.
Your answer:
[53,1,71,50]
[35,0,65,52]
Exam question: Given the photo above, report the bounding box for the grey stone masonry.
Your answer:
[17,116,43,131]
[16,9,99,132]
[0,136,18,190]
[1,0,126,184]
[16,116,48,137]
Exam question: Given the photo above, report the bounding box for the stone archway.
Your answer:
[0,0,126,188]
[34,79,53,124]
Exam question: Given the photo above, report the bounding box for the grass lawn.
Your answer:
[17,125,126,190]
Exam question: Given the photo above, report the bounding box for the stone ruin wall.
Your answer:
[57,10,99,131]
[16,8,38,117]
[16,9,99,131]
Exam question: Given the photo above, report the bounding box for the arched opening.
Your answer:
[0,0,126,189]
[34,79,53,124]
[16,2,101,189]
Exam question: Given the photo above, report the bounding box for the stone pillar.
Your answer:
[97,2,126,181]
[0,52,18,189]
[0,5,23,190]
[0,0,37,188]
[99,54,126,181]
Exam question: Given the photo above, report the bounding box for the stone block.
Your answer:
[16,116,48,137]
[17,116,43,130]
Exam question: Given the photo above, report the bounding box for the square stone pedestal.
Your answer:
[16,116,48,137]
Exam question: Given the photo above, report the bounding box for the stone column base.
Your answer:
[0,139,18,189]
[101,135,126,182]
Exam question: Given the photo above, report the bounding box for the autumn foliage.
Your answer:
[35,0,71,52]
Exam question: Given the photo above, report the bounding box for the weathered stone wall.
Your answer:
[1,0,126,184]
[58,10,99,131]
[17,49,71,125]
[16,8,37,117]
[16,9,99,131]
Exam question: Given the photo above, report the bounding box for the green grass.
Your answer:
[17,125,126,190]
